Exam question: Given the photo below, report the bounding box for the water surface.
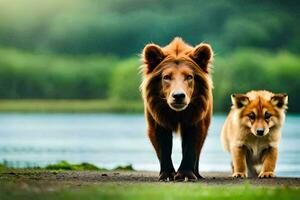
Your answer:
[0,114,299,177]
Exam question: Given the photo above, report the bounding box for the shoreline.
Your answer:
[1,170,300,187]
[1,170,300,199]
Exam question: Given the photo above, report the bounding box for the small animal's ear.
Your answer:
[271,93,288,109]
[142,44,165,74]
[189,43,213,73]
[231,94,249,108]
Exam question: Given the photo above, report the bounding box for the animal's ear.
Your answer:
[142,44,165,74]
[271,93,288,109]
[231,94,249,108]
[189,43,213,73]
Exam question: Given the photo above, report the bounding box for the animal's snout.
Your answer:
[168,90,189,111]
[172,92,185,103]
[256,128,265,136]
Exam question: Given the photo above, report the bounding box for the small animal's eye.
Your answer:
[248,112,256,120]
[186,75,193,80]
[265,112,271,120]
[163,75,171,80]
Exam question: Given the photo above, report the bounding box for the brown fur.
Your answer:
[221,90,288,178]
[140,37,213,181]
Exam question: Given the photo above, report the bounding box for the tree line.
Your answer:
[0,48,299,113]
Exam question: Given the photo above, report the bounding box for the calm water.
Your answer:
[0,114,299,177]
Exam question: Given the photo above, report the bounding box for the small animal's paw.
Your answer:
[258,171,275,178]
[232,172,247,178]
[159,171,175,182]
[174,170,197,182]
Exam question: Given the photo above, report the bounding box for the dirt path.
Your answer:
[1,170,300,190]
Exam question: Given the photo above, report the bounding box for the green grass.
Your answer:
[45,161,103,171]
[0,160,134,171]
[45,161,134,171]
[0,100,143,113]
[0,184,299,200]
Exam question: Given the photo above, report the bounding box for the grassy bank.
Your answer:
[0,160,134,172]
[0,100,143,113]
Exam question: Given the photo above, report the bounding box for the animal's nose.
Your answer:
[256,128,265,136]
[172,92,185,102]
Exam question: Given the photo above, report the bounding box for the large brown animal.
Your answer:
[140,37,214,181]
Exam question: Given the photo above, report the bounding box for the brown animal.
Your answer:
[221,90,288,178]
[140,37,214,181]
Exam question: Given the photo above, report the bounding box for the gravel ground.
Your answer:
[1,170,300,190]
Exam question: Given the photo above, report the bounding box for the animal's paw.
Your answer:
[232,172,247,178]
[194,171,204,179]
[174,170,197,182]
[258,171,275,178]
[159,171,176,182]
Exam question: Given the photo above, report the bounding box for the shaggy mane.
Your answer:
[140,37,213,130]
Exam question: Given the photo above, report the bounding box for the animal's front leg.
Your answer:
[258,147,278,178]
[231,146,247,178]
[175,125,198,181]
[154,125,175,181]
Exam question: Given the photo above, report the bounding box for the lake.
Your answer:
[0,114,299,177]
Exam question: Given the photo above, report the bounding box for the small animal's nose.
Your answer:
[172,92,185,102]
[256,128,265,136]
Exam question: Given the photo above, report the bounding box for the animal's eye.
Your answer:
[163,75,171,80]
[248,112,256,120]
[265,112,271,120]
[186,75,193,80]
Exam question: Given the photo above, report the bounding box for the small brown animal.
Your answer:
[221,90,288,178]
[140,37,214,181]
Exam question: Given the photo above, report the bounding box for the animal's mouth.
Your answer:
[255,134,265,137]
[170,102,188,111]
[251,131,269,137]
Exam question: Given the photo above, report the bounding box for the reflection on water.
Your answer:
[0,114,299,177]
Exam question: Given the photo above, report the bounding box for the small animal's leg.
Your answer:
[258,147,278,178]
[231,146,247,178]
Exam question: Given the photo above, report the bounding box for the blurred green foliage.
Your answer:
[0,48,299,112]
[0,0,298,55]
[109,58,141,101]
[0,0,299,112]
[0,48,118,99]
[213,49,300,112]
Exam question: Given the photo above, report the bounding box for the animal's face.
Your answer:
[141,37,213,112]
[232,91,288,137]
[161,64,194,111]
[241,99,278,137]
